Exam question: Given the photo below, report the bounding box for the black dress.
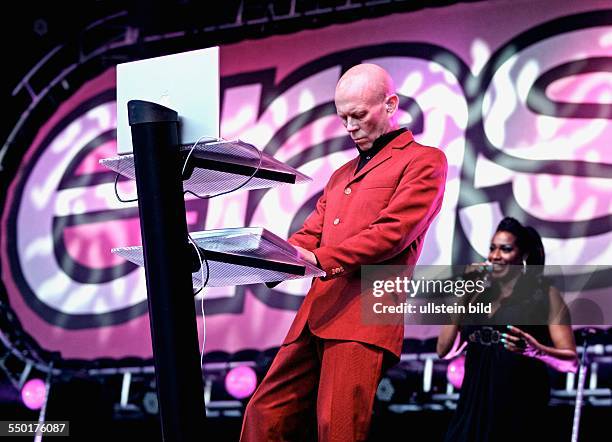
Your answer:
[444,283,553,442]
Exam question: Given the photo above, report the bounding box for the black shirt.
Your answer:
[355,127,407,173]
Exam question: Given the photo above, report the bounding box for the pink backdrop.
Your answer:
[1,0,610,359]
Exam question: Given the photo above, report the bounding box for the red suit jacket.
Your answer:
[286,131,447,357]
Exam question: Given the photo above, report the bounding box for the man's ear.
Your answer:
[385,94,399,114]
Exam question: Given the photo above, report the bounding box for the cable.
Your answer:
[181,137,262,377]
[182,138,263,200]
[181,136,221,177]
[192,249,210,295]
[114,172,138,203]
[114,137,262,203]
[188,235,209,371]
[113,135,260,369]
[181,137,263,371]
[113,135,221,204]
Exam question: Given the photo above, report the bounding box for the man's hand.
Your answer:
[294,246,318,266]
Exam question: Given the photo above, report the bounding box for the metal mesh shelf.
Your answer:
[112,227,325,289]
[100,139,311,196]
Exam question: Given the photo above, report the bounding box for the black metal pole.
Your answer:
[128,100,206,441]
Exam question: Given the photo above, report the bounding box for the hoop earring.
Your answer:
[522,259,527,274]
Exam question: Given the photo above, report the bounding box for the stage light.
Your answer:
[21,378,46,410]
[33,19,48,37]
[446,355,465,389]
[143,391,159,414]
[224,366,257,399]
[376,377,395,402]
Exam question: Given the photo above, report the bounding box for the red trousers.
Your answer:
[240,326,386,442]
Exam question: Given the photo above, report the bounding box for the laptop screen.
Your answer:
[116,46,220,154]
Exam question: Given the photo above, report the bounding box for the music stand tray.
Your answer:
[112,227,325,289]
[100,139,312,196]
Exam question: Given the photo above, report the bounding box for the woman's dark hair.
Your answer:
[494,217,550,322]
[495,217,545,265]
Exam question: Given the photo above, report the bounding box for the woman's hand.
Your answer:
[459,262,491,305]
[463,262,490,277]
[501,325,543,358]
[501,324,578,372]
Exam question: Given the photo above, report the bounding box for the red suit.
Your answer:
[241,130,447,441]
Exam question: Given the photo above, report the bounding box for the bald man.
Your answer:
[240,64,447,441]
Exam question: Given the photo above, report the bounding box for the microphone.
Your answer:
[461,262,493,292]
[463,261,493,278]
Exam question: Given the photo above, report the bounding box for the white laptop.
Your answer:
[116,46,220,154]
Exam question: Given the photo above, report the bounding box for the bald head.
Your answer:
[334,64,399,151]
[335,63,396,102]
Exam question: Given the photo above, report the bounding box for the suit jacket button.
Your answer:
[344,187,352,195]
[333,218,340,225]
